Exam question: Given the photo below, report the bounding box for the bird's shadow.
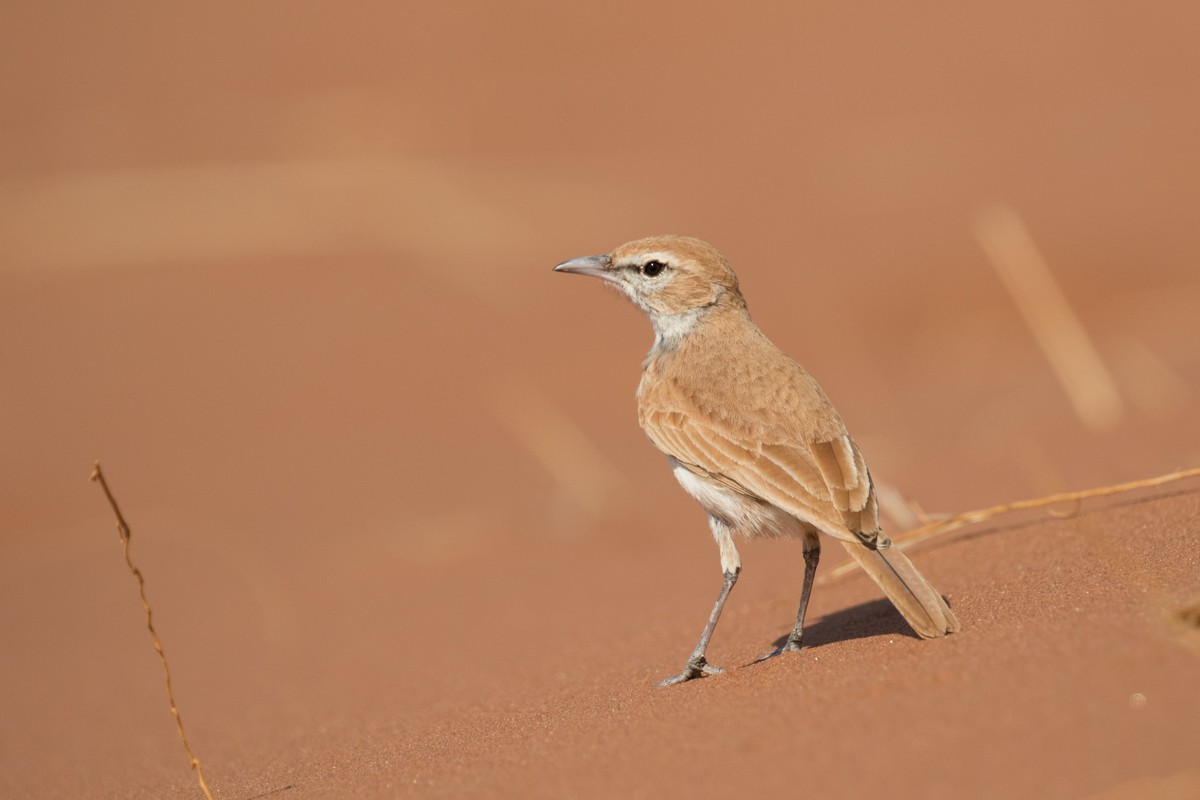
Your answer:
[750,597,928,665]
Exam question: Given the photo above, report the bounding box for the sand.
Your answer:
[2,4,1199,798]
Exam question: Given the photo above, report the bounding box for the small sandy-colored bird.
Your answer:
[555,235,959,685]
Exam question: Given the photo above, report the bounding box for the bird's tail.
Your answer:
[838,539,960,637]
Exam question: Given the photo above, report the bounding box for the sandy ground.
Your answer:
[2,3,1200,798]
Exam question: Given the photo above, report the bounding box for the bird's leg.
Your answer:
[756,535,821,662]
[659,567,739,686]
[783,536,821,652]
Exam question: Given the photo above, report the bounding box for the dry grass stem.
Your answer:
[89,462,215,800]
[974,203,1124,431]
[875,482,928,531]
[822,466,1200,582]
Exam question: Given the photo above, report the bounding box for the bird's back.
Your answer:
[639,304,849,452]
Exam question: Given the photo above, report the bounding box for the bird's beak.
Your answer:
[553,254,617,282]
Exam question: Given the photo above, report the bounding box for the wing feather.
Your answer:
[675,426,734,473]
[642,407,875,542]
[811,440,848,496]
[645,422,689,460]
[847,440,873,514]
[832,437,859,490]
[760,443,827,498]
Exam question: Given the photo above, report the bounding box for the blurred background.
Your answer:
[2,2,1198,797]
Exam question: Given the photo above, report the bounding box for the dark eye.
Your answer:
[641,259,667,277]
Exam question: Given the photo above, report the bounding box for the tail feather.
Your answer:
[838,539,960,637]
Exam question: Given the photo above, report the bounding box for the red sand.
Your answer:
[2,4,1199,799]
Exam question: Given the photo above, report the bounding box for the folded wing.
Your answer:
[642,407,880,544]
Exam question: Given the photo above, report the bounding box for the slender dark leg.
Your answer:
[782,537,821,652]
[753,536,822,664]
[659,567,740,686]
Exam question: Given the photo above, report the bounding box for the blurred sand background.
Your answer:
[2,2,1199,798]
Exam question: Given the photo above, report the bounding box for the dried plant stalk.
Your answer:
[822,466,1200,582]
[90,462,214,800]
[974,203,1124,431]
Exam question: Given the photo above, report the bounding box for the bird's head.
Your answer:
[554,236,744,341]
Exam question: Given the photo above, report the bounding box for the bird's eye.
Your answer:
[641,259,667,277]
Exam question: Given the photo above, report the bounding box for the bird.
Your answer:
[554,235,960,686]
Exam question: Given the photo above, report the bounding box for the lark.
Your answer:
[555,235,960,685]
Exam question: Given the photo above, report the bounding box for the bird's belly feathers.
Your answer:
[670,458,809,540]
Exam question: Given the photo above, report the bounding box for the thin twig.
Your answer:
[90,461,215,800]
[823,466,1200,582]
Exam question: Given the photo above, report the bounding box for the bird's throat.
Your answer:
[649,307,705,355]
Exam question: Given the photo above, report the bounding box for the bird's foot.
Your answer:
[658,656,724,687]
[753,637,803,664]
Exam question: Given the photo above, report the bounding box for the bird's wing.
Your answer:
[642,407,878,543]
[808,436,881,541]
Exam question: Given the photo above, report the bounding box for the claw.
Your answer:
[658,657,724,686]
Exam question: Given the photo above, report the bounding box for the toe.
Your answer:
[658,658,723,686]
[753,641,802,664]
